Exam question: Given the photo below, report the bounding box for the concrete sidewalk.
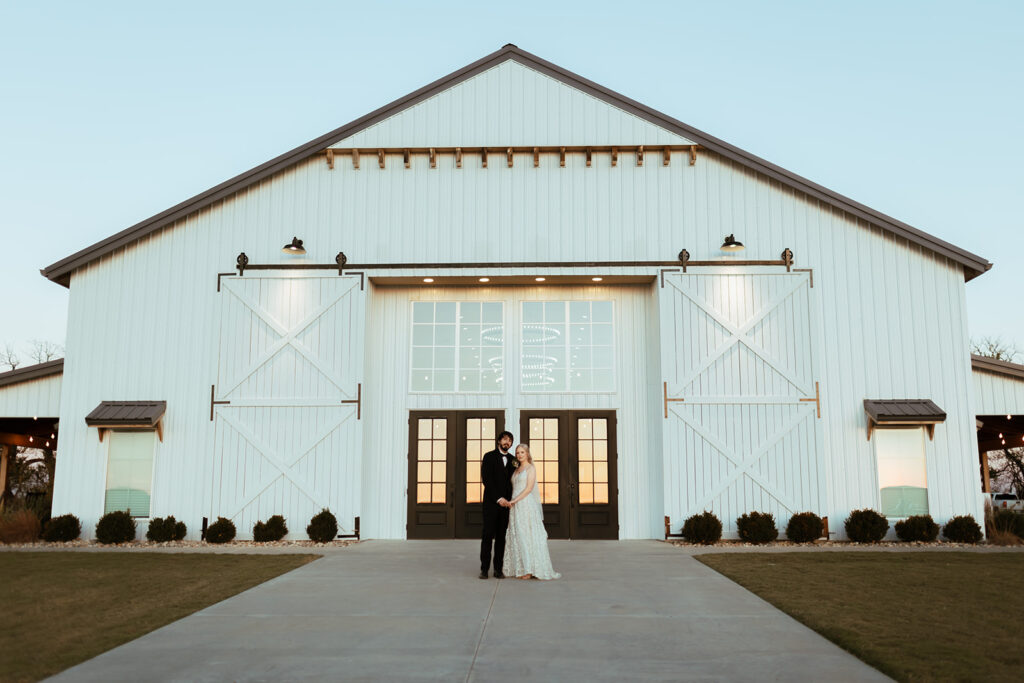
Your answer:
[49,540,889,682]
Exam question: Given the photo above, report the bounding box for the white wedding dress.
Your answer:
[503,465,561,580]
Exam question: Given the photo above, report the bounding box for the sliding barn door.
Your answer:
[660,270,824,532]
[210,275,364,537]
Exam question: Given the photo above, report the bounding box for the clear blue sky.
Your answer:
[1,1,1022,363]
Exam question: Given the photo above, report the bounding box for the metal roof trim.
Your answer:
[0,359,64,389]
[41,44,991,287]
[971,354,1024,381]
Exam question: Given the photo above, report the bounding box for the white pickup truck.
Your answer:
[990,492,1023,512]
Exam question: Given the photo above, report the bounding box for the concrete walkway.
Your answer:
[50,540,889,682]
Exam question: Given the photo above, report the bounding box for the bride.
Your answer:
[502,444,561,580]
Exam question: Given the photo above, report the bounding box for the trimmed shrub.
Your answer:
[681,511,722,545]
[943,515,983,544]
[253,515,288,542]
[95,511,137,544]
[205,517,236,544]
[736,511,778,544]
[0,509,42,544]
[990,510,1024,539]
[42,514,81,542]
[786,512,824,543]
[844,508,889,543]
[146,516,187,543]
[306,509,338,543]
[894,515,939,542]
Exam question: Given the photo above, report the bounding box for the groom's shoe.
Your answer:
[494,571,506,579]
[478,571,489,579]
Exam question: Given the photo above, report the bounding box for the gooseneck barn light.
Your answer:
[282,237,306,255]
[720,234,745,252]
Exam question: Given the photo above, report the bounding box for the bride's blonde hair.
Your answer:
[515,443,533,464]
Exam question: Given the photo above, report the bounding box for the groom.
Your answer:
[479,430,516,579]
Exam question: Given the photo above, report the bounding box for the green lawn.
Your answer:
[0,552,318,682]
[697,552,1024,682]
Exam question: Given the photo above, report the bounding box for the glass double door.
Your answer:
[407,410,618,540]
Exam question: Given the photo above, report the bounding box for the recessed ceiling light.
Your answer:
[479,277,490,282]
[423,278,434,283]
[592,277,603,282]
[535,277,546,282]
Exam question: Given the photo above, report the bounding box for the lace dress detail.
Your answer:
[503,466,561,580]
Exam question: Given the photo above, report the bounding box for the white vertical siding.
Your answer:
[336,61,693,148]
[0,374,62,417]
[363,283,661,539]
[973,370,1024,415]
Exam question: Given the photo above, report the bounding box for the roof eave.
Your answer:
[40,44,992,287]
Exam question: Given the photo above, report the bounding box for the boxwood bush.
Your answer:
[894,514,939,542]
[844,508,889,543]
[785,512,823,543]
[205,517,236,544]
[736,511,778,544]
[146,516,187,542]
[42,514,81,542]
[681,511,722,545]
[253,515,288,542]
[943,515,983,544]
[990,510,1024,539]
[95,511,137,544]
[307,509,338,543]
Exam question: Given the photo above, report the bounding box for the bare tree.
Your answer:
[25,339,63,364]
[972,336,1021,363]
[989,448,1024,496]
[0,343,20,371]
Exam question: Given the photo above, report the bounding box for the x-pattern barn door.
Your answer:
[209,275,364,535]
[660,270,824,531]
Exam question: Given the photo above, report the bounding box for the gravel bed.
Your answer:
[0,539,360,553]
[667,539,1024,553]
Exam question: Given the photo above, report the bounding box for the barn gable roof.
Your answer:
[40,44,991,287]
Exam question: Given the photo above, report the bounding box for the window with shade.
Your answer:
[104,430,156,518]
[875,427,928,517]
[410,302,504,393]
[521,301,614,393]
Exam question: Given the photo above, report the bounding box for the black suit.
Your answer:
[480,448,516,574]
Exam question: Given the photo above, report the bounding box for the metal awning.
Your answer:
[864,399,946,440]
[85,401,166,441]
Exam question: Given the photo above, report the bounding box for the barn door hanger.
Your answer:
[234,250,348,276]
[674,247,795,273]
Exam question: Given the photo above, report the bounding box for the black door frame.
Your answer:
[520,410,619,540]
[407,410,504,540]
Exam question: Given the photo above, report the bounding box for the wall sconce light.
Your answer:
[720,234,745,252]
[535,277,546,282]
[282,237,306,255]
[479,277,490,283]
[423,278,434,283]
[592,277,603,281]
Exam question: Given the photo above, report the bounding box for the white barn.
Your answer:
[15,45,1008,540]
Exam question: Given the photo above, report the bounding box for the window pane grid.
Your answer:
[411,302,503,393]
[522,301,614,393]
[577,418,609,504]
[416,418,447,503]
[465,418,495,504]
[528,418,559,504]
